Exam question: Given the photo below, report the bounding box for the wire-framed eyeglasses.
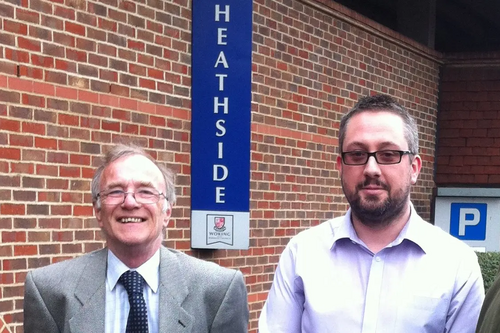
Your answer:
[341,150,413,165]
[97,188,167,205]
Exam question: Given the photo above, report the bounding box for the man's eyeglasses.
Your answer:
[97,188,167,205]
[341,150,413,165]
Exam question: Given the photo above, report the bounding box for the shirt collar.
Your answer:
[398,203,433,254]
[331,209,361,246]
[331,203,429,254]
[107,249,160,293]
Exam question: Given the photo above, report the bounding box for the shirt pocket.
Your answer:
[394,295,447,333]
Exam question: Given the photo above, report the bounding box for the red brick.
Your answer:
[18,37,41,52]
[35,137,57,149]
[14,245,38,256]
[45,70,68,85]
[5,48,30,63]
[102,120,120,132]
[4,19,28,35]
[0,61,16,76]
[119,97,138,110]
[59,166,80,178]
[129,63,146,76]
[54,5,75,20]
[73,205,93,216]
[128,40,145,51]
[36,165,57,177]
[45,176,68,190]
[89,54,108,68]
[122,123,138,134]
[0,148,20,160]
[110,84,129,97]
[16,8,40,23]
[9,134,33,147]
[66,49,87,62]
[65,21,85,36]
[76,90,97,104]
[148,68,164,80]
[50,205,72,216]
[2,231,26,243]
[8,77,32,93]
[80,116,100,129]
[29,25,51,41]
[139,78,156,90]
[1,204,25,215]
[69,153,90,165]
[0,2,14,17]
[0,119,20,132]
[58,113,79,126]
[22,94,45,108]
[56,86,78,100]
[31,54,54,68]
[98,43,117,57]
[98,17,117,31]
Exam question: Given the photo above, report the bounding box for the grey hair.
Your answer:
[91,143,176,208]
[338,94,419,154]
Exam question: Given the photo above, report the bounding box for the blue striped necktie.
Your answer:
[119,270,149,333]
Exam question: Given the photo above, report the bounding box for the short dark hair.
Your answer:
[338,94,419,154]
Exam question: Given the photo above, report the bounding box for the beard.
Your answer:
[342,177,410,228]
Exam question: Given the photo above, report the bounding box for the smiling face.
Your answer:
[336,111,421,227]
[94,154,171,260]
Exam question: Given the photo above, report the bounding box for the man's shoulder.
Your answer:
[29,248,106,278]
[160,247,240,280]
[292,215,345,241]
[412,217,476,256]
[26,248,106,291]
[285,215,346,251]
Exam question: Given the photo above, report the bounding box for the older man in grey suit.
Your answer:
[23,144,249,333]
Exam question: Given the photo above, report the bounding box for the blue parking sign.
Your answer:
[449,203,487,240]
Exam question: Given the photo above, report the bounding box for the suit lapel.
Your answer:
[69,248,108,333]
[158,247,194,332]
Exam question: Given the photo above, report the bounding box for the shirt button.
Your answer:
[374,256,381,262]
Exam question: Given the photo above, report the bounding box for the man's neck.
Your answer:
[109,242,161,269]
[351,206,411,254]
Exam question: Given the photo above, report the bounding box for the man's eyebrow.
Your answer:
[344,141,400,150]
[103,181,155,189]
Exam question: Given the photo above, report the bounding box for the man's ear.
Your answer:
[94,201,103,227]
[162,199,172,229]
[336,155,343,174]
[410,154,422,185]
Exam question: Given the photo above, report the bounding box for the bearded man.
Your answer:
[259,94,484,333]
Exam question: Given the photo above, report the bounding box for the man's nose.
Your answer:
[121,192,140,206]
[363,155,382,176]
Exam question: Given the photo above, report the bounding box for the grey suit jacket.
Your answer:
[23,247,249,333]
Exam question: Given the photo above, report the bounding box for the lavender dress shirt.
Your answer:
[259,205,484,333]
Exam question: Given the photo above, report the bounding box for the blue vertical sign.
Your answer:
[190,0,252,249]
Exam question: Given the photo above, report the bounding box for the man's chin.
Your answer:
[352,198,391,221]
[359,196,385,209]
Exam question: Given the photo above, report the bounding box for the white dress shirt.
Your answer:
[105,249,160,333]
[259,204,485,333]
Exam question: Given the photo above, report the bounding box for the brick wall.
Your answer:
[0,316,12,333]
[0,0,441,332]
[437,58,500,185]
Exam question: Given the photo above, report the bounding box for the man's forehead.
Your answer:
[108,153,158,169]
[346,111,404,133]
[344,112,406,147]
[101,154,164,185]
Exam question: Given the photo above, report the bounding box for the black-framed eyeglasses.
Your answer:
[341,150,413,165]
[97,188,167,205]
